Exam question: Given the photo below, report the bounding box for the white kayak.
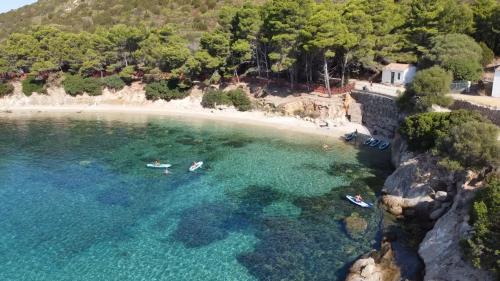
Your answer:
[189,161,203,172]
[346,195,373,208]
[146,163,172,168]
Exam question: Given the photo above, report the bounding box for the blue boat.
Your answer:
[378,141,391,150]
[369,139,381,147]
[364,137,375,145]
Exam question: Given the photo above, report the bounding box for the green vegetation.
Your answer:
[63,75,103,96]
[400,110,499,169]
[437,121,499,169]
[425,34,483,82]
[201,89,252,111]
[101,75,126,91]
[397,66,453,112]
[144,81,188,101]
[22,76,46,96]
[0,82,14,97]
[463,177,500,274]
[0,0,497,98]
[479,42,495,66]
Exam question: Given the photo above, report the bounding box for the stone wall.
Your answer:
[450,100,500,126]
[350,90,403,138]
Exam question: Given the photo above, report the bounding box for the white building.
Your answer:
[381,63,417,85]
[492,67,500,98]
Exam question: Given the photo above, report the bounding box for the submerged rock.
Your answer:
[344,212,368,239]
[345,239,401,281]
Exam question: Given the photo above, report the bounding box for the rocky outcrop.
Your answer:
[381,152,455,218]
[418,174,494,281]
[345,239,401,281]
[276,95,346,121]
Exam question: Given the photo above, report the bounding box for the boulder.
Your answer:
[344,212,368,239]
[345,239,401,281]
[349,102,363,124]
[434,191,448,202]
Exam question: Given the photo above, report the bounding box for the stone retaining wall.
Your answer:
[350,90,403,138]
[450,100,500,126]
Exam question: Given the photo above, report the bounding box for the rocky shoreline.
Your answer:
[346,134,495,281]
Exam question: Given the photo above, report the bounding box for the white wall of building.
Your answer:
[381,65,416,85]
[492,68,500,98]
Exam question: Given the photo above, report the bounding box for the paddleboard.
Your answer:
[346,195,373,208]
[146,163,172,168]
[189,161,203,172]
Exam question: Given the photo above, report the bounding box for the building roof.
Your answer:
[383,63,411,71]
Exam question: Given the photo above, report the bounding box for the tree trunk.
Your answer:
[255,43,262,77]
[341,54,348,88]
[324,55,331,97]
[234,68,240,83]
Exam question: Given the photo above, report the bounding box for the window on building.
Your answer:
[398,73,401,80]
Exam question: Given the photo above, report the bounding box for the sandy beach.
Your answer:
[0,83,370,139]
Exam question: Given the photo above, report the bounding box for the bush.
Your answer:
[227,89,252,111]
[22,75,47,96]
[201,89,232,108]
[436,121,499,169]
[201,88,252,111]
[479,42,494,67]
[397,66,453,112]
[63,74,103,96]
[400,110,486,152]
[463,177,499,274]
[145,81,189,101]
[0,82,14,97]
[119,66,135,84]
[101,75,126,91]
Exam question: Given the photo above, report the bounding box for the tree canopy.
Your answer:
[0,0,497,90]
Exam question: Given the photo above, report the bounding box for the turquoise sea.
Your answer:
[0,112,392,281]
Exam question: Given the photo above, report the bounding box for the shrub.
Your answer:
[479,42,494,67]
[145,81,189,101]
[101,75,126,91]
[63,74,103,96]
[22,75,46,96]
[0,82,14,97]
[436,121,499,169]
[400,110,486,152]
[463,177,499,274]
[119,66,135,84]
[201,89,231,108]
[227,89,252,111]
[397,66,453,112]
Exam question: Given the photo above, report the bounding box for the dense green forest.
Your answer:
[0,0,260,41]
[0,0,498,97]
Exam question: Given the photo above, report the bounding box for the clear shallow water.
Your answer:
[0,113,392,281]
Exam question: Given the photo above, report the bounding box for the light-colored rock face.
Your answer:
[382,152,454,218]
[418,183,494,281]
[345,241,401,281]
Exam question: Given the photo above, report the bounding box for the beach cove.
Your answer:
[0,109,393,281]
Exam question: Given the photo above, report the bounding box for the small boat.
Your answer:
[369,139,381,147]
[147,163,172,168]
[346,195,373,208]
[378,141,391,150]
[344,132,357,142]
[189,161,203,172]
[364,137,375,145]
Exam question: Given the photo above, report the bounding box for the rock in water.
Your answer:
[345,239,401,281]
[344,212,368,239]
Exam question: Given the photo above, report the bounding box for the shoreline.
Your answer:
[1,104,370,139]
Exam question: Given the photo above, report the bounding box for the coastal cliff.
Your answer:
[346,135,494,281]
